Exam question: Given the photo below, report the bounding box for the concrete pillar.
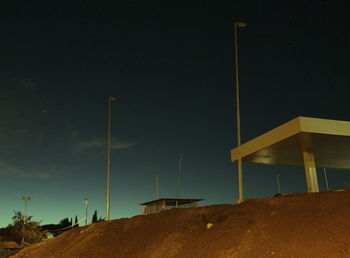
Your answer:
[302,151,319,192]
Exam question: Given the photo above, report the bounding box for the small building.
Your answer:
[140,198,203,215]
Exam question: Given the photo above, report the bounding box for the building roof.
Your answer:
[140,198,203,206]
[231,116,350,169]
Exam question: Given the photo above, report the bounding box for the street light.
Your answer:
[21,196,31,247]
[21,196,31,224]
[234,21,247,203]
[106,96,116,220]
[84,198,88,225]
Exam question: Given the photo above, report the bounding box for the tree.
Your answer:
[91,210,105,223]
[92,210,98,223]
[74,216,79,227]
[6,211,47,245]
[12,211,32,224]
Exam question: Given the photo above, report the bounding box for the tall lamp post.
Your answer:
[21,196,31,247]
[234,22,247,203]
[106,96,116,220]
[84,198,88,225]
[21,196,31,224]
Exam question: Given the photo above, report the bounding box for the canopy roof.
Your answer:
[231,117,350,169]
[140,198,203,206]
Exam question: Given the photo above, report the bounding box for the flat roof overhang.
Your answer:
[231,117,350,169]
[140,198,203,206]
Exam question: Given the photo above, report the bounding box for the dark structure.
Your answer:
[140,198,203,215]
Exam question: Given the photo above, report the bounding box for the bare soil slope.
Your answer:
[12,190,350,258]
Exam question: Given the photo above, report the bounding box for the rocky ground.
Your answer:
[12,189,350,258]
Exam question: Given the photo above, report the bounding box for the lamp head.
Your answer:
[235,22,247,28]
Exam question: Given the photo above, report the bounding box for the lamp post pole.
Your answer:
[234,22,247,203]
[276,174,281,193]
[106,96,116,220]
[84,198,88,225]
[323,168,329,191]
[21,196,31,247]
[21,196,31,224]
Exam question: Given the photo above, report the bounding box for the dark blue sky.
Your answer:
[1,0,350,227]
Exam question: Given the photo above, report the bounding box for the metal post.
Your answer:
[21,196,31,247]
[84,198,88,225]
[176,154,184,200]
[21,196,31,225]
[302,151,319,192]
[24,200,28,224]
[323,168,329,191]
[276,174,281,193]
[234,22,247,203]
[106,96,116,220]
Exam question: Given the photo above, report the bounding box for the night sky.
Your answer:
[1,1,350,227]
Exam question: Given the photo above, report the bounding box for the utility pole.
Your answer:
[106,96,116,220]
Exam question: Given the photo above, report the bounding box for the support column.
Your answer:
[237,158,244,203]
[302,151,319,192]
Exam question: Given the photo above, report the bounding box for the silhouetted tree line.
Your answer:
[57,215,78,228]
[57,210,103,228]
[41,216,76,236]
[58,217,71,228]
[41,210,104,236]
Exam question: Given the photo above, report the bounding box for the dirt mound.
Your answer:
[12,190,350,258]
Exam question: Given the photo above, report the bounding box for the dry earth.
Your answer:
[12,189,350,258]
